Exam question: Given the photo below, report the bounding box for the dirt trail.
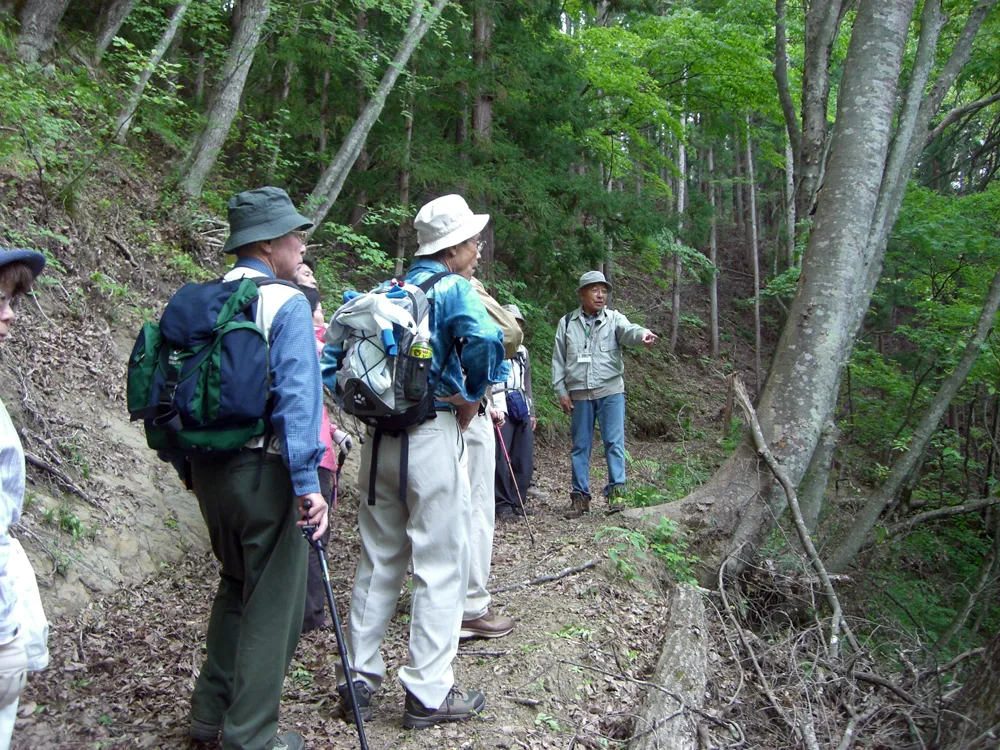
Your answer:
[14,441,679,750]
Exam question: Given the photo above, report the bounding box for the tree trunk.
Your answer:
[177,0,270,199]
[456,80,469,160]
[798,422,839,534]
[937,627,1000,749]
[306,0,449,232]
[784,138,796,267]
[17,0,72,63]
[827,264,1000,573]
[472,0,494,277]
[746,116,762,393]
[317,16,336,156]
[733,129,744,237]
[114,0,192,144]
[395,91,415,277]
[94,0,136,60]
[796,0,851,229]
[628,0,918,583]
[708,144,719,359]
[669,113,686,354]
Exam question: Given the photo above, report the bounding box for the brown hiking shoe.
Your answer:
[564,490,590,519]
[403,687,486,729]
[460,610,515,640]
[606,484,627,514]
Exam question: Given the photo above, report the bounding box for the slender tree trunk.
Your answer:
[746,116,762,393]
[193,48,205,106]
[115,0,192,144]
[708,144,720,359]
[669,113,686,354]
[94,0,137,60]
[784,139,796,267]
[306,0,449,232]
[733,129,744,239]
[177,0,270,199]
[395,91,415,278]
[828,264,1000,573]
[472,0,494,278]
[17,0,72,63]
[317,17,336,156]
[348,11,371,229]
[796,0,851,229]
[456,80,469,160]
[629,0,919,583]
[773,0,801,164]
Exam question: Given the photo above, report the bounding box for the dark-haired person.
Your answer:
[294,256,317,289]
[0,248,50,748]
[297,285,352,633]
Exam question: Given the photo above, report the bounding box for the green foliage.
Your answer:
[596,519,699,584]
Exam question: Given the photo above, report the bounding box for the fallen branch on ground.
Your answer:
[489,559,597,595]
[105,234,138,267]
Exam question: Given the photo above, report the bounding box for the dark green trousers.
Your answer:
[189,451,307,750]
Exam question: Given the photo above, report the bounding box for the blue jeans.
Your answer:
[570,393,626,498]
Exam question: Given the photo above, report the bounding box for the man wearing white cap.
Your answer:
[553,271,658,518]
[328,195,508,729]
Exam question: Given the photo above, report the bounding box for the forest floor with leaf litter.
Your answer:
[12,439,733,750]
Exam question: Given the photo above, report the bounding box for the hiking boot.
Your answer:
[460,610,515,640]
[275,731,304,750]
[606,485,627,515]
[403,687,486,729]
[564,490,590,519]
[513,504,535,516]
[189,716,220,743]
[495,503,517,521]
[336,680,374,723]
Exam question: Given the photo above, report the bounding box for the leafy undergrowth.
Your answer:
[14,442,692,750]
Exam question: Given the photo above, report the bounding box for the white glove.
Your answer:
[332,428,353,454]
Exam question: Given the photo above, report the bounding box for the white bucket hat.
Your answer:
[413,195,490,257]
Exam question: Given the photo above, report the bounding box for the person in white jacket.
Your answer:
[0,248,51,750]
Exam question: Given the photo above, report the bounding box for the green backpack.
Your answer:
[127,276,295,455]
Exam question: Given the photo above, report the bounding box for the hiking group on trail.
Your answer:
[0,186,657,750]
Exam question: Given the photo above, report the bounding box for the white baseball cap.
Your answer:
[413,195,490,257]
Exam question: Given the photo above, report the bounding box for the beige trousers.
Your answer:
[343,412,472,708]
[463,411,496,621]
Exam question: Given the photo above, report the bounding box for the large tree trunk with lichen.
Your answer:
[176,0,269,198]
[627,0,917,581]
[17,0,72,63]
[628,0,997,585]
[94,0,137,60]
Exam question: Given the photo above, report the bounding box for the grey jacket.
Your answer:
[552,307,649,399]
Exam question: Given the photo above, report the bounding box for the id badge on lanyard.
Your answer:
[578,322,594,364]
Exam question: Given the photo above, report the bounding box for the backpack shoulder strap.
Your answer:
[253,278,301,291]
[415,270,454,294]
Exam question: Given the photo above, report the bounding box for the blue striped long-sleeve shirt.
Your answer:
[0,399,24,643]
[231,258,324,496]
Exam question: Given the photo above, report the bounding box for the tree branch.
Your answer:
[489,560,597,595]
[859,497,1000,553]
[733,376,857,657]
[926,91,1000,147]
[774,0,801,159]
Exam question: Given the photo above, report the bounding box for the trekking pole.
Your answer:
[301,498,369,750]
[494,423,536,544]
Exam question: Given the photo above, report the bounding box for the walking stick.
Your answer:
[495,422,536,544]
[302,452,369,750]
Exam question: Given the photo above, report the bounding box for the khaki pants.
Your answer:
[0,628,26,750]
[463,411,496,620]
[342,412,471,708]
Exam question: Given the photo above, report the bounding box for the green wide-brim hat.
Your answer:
[222,186,314,254]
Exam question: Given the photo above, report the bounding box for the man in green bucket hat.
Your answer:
[187,187,327,750]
